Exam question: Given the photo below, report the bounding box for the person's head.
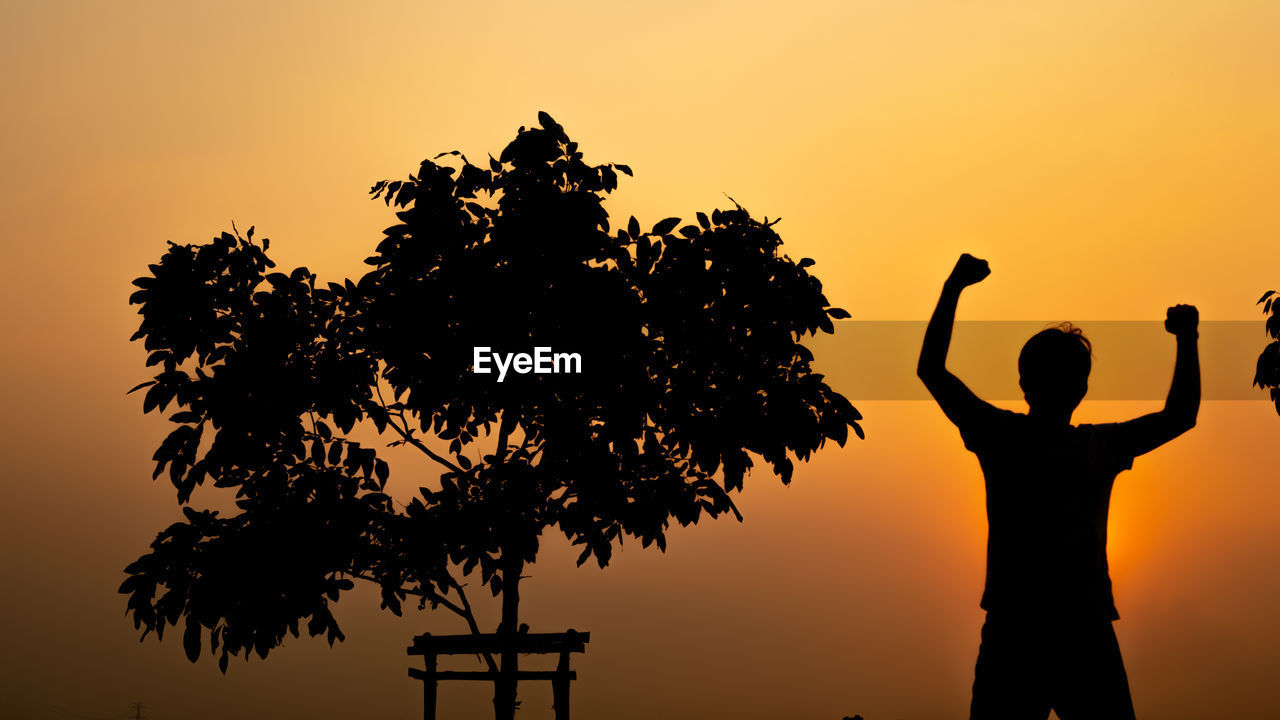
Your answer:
[1018,323,1092,419]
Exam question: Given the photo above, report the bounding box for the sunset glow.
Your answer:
[2,2,1279,718]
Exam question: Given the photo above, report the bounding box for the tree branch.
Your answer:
[495,412,513,463]
[350,573,468,618]
[373,384,462,474]
[350,572,498,671]
[452,579,498,672]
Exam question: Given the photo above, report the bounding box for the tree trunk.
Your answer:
[492,417,520,720]
[492,552,521,720]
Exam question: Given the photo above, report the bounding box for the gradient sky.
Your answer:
[2,1,1279,718]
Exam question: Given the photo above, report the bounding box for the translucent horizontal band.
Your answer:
[810,321,1271,401]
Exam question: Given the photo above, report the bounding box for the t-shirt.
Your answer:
[958,408,1138,620]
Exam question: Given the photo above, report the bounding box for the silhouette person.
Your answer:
[917,254,1200,720]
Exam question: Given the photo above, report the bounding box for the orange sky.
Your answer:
[2,1,1279,718]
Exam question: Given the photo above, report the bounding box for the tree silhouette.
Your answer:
[120,112,862,718]
[1256,290,1280,415]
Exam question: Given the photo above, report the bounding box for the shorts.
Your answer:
[969,612,1136,720]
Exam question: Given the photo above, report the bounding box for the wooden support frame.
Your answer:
[408,630,590,720]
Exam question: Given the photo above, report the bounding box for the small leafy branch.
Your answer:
[1256,290,1280,415]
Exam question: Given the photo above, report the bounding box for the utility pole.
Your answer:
[132,702,145,720]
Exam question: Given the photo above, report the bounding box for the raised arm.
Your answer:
[917,254,998,427]
[1110,305,1200,457]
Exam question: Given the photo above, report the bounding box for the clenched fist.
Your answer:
[947,253,991,289]
[1165,304,1199,337]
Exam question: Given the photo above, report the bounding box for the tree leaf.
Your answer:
[652,217,681,235]
[127,380,156,395]
[183,617,201,663]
